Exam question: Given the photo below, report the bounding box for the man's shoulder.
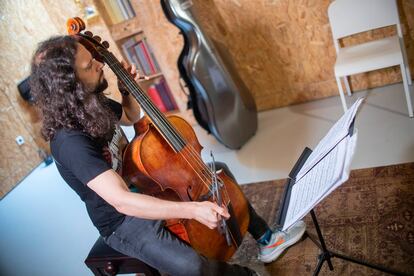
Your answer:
[51,128,104,165]
[51,129,93,153]
[52,129,89,143]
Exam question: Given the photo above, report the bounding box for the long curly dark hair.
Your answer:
[30,35,116,142]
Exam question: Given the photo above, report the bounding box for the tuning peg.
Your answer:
[93,35,102,42]
[74,17,85,30]
[84,31,93,37]
[102,41,110,49]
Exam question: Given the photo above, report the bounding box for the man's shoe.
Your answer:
[258,220,306,263]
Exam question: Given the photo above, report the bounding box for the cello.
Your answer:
[67,17,249,261]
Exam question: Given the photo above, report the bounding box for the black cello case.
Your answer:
[161,0,257,149]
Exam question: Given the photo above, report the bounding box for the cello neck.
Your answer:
[101,51,186,152]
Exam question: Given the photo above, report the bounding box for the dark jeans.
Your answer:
[104,163,269,276]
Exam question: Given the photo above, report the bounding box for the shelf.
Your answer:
[164,109,180,115]
[138,73,163,82]
[109,17,142,41]
[92,0,180,114]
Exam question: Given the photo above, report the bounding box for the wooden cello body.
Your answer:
[161,0,258,149]
[122,115,250,260]
[66,17,250,261]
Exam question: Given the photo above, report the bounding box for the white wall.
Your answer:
[0,162,99,276]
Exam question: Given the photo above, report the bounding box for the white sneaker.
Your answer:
[258,220,306,263]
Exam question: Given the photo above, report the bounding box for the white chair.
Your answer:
[328,0,413,117]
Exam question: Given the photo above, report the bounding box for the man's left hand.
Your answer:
[117,61,146,95]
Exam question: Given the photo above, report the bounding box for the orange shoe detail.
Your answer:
[264,238,285,249]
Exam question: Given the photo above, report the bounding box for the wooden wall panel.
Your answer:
[0,0,105,198]
[0,0,63,198]
[122,0,413,112]
[189,0,414,110]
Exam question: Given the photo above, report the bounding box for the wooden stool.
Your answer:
[85,237,161,276]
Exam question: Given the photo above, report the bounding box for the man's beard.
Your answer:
[82,75,116,142]
[84,73,108,95]
[94,75,108,94]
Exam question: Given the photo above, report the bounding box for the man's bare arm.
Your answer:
[87,169,229,229]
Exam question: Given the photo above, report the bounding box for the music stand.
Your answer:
[276,147,407,276]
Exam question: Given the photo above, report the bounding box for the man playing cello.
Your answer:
[30,35,305,275]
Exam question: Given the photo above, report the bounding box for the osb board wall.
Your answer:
[187,0,414,110]
[0,0,64,198]
[0,0,124,198]
[112,0,414,112]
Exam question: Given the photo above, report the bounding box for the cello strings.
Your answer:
[104,53,219,194]
[105,53,209,172]
[106,51,233,233]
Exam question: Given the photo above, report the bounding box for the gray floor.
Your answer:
[194,82,414,184]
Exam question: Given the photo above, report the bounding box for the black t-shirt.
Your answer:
[51,99,125,237]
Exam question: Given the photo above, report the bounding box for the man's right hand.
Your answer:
[191,201,230,229]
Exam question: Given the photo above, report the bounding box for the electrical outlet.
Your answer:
[16,136,25,146]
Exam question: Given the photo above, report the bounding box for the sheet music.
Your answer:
[325,130,358,196]
[295,98,364,181]
[282,132,358,231]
